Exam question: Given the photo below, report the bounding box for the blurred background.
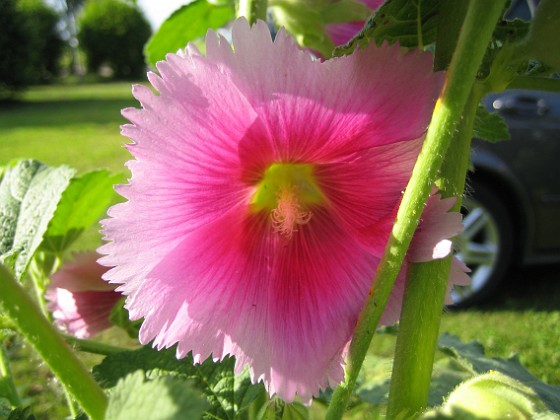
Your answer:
[0,0,558,417]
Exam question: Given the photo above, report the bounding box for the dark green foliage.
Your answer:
[78,0,152,79]
[0,0,32,99]
[528,0,560,71]
[105,371,209,420]
[18,0,65,84]
[0,160,75,279]
[333,0,439,57]
[473,105,510,143]
[0,0,64,99]
[40,169,121,254]
[93,345,266,419]
[6,406,36,420]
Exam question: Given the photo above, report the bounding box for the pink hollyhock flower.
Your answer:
[326,0,384,46]
[45,252,122,339]
[99,18,447,403]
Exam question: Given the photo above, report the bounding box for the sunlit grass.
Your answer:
[0,82,135,173]
[441,309,560,384]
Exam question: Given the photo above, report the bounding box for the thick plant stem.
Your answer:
[386,90,480,418]
[0,342,21,407]
[325,1,505,418]
[237,0,267,25]
[0,264,107,420]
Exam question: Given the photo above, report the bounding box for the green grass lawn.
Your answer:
[1,83,559,418]
[0,83,135,173]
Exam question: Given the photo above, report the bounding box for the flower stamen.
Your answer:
[271,186,312,238]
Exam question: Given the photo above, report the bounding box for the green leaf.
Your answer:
[434,0,469,71]
[493,18,530,45]
[333,0,439,56]
[0,398,10,419]
[528,0,560,71]
[256,400,309,420]
[320,0,372,24]
[1,404,36,420]
[41,170,121,253]
[354,353,392,406]
[144,0,234,66]
[109,298,142,338]
[353,352,472,411]
[93,345,264,419]
[428,357,473,407]
[477,18,531,84]
[473,104,510,142]
[281,402,309,419]
[438,333,560,412]
[271,0,371,58]
[0,160,75,279]
[106,371,208,420]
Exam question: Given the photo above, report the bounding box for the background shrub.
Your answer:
[78,0,152,79]
[0,0,32,99]
[18,0,65,83]
[0,0,64,99]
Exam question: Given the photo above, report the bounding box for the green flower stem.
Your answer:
[64,335,131,356]
[436,89,482,208]
[0,264,107,420]
[0,342,21,407]
[388,258,453,418]
[237,0,267,25]
[386,89,480,418]
[325,1,505,418]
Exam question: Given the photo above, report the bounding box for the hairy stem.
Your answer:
[325,0,506,418]
[0,264,108,420]
[386,89,480,418]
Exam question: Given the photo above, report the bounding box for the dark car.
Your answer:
[451,88,560,305]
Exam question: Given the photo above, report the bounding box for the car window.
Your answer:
[505,0,538,20]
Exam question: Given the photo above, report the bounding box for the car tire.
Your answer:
[451,179,514,307]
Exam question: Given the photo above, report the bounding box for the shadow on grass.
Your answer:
[465,262,560,312]
[0,99,137,128]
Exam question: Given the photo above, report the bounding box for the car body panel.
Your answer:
[472,89,560,265]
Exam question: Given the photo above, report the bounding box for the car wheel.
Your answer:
[451,180,514,307]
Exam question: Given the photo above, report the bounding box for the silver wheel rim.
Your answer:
[451,197,500,304]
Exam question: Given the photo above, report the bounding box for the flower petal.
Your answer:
[45,288,121,339]
[50,252,114,292]
[128,203,377,403]
[100,18,445,403]
[317,137,422,238]
[408,192,463,262]
[218,20,444,164]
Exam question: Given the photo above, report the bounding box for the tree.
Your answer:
[0,0,65,99]
[18,0,65,83]
[55,0,86,76]
[78,0,152,79]
[0,0,32,99]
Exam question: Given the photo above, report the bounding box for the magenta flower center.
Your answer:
[251,163,324,238]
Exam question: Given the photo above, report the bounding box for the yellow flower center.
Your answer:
[251,163,324,238]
